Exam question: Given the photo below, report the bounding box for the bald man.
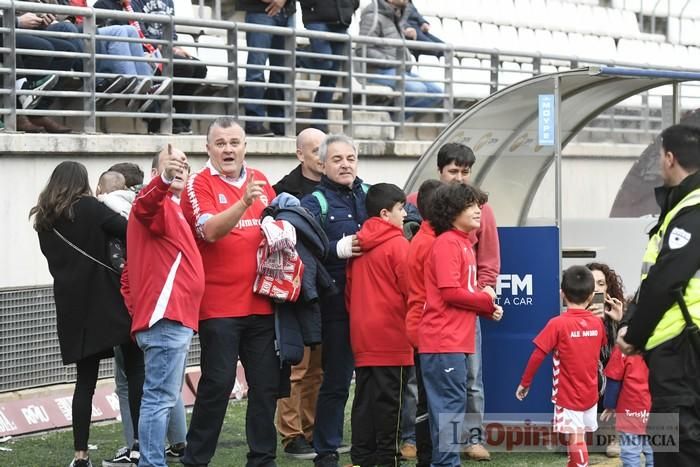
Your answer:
[273,128,326,199]
[121,146,205,467]
[272,127,325,459]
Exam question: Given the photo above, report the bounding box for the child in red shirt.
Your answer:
[418,183,503,467]
[516,265,606,467]
[601,343,653,466]
[346,183,412,467]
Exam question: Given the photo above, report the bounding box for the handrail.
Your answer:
[2,0,700,140]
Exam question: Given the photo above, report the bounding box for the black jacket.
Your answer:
[273,165,320,199]
[265,204,335,365]
[37,197,131,364]
[299,0,359,26]
[237,0,296,15]
[625,169,700,349]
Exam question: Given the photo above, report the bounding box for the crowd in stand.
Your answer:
[31,120,700,467]
[6,0,444,134]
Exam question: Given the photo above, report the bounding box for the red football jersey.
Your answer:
[533,308,606,411]
[181,162,275,320]
[419,229,494,354]
[604,347,651,434]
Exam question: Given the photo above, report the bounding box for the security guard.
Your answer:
[618,124,700,467]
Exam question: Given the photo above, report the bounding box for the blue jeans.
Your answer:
[619,432,654,467]
[464,320,485,444]
[313,317,355,456]
[367,68,442,118]
[401,366,418,445]
[299,22,348,123]
[96,25,153,77]
[420,353,469,467]
[135,319,193,467]
[243,12,294,131]
[114,347,187,448]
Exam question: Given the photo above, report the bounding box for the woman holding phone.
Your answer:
[586,262,625,458]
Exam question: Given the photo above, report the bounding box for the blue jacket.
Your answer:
[300,175,369,321]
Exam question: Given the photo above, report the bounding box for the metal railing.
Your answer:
[1,0,700,141]
[0,285,201,392]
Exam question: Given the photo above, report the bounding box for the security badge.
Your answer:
[668,227,692,250]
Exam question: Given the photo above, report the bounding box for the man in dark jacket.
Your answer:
[273,126,326,459]
[297,0,359,132]
[300,134,368,467]
[240,0,296,136]
[274,127,326,198]
[618,124,700,467]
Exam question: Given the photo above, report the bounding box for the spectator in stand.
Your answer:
[403,0,443,59]
[180,117,281,467]
[406,142,500,461]
[297,0,359,132]
[240,0,296,137]
[272,127,326,460]
[359,0,442,121]
[14,11,75,132]
[121,146,205,467]
[299,134,368,467]
[30,161,144,467]
[94,0,207,134]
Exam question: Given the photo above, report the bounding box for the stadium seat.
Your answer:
[197,35,236,82]
[441,18,464,45]
[417,55,446,87]
[452,57,491,99]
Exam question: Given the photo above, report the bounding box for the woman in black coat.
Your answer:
[30,161,143,467]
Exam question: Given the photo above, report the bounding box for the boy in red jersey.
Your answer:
[601,339,653,466]
[346,183,412,467]
[419,182,503,467]
[516,265,607,467]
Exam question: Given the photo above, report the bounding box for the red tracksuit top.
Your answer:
[121,175,205,335]
[346,217,413,367]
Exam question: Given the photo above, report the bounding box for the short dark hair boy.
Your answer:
[437,142,476,172]
[109,162,145,189]
[561,265,595,305]
[416,179,442,219]
[660,124,700,170]
[366,183,406,218]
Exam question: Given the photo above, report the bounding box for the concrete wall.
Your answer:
[1,135,644,288]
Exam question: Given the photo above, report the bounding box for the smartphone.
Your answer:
[591,292,605,305]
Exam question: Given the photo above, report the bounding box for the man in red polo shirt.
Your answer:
[180,117,280,467]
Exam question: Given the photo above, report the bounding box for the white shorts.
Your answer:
[553,404,598,433]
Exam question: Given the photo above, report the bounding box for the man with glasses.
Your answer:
[180,117,282,467]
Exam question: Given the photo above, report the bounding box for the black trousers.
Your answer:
[645,330,700,467]
[171,54,207,127]
[73,340,143,451]
[414,352,433,467]
[351,366,409,467]
[183,315,280,467]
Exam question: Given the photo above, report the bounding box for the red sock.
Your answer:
[567,440,589,467]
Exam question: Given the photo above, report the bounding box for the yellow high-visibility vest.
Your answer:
[640,187,700,350]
